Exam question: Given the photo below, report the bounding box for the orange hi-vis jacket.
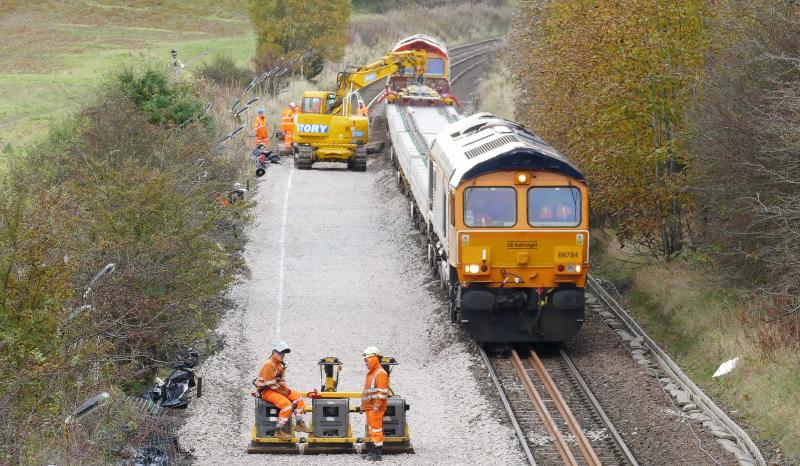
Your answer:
[257,354,290,397]
[280,107,294,132]
[361,356,389,411]
[253,115,269,144]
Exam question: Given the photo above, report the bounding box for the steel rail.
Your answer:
[560,349,639,466]
[451,52,491,70]
[587,275,766,466]
[478,347,537,465]
[527,349,602,466]
[510,348,578,466]
[449,37,502,56]
[451,58,488,84]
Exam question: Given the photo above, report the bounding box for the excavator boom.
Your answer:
[293,50,427,170]
[329,50,427,115]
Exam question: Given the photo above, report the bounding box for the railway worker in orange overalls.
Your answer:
[361,346,389,461]
[256,341,313,441]
[356,98,369,117]
[253,108,269,148]
[280,102,296,151]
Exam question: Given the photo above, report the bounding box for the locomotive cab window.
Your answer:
[426,58,446,76]
[463,187,516,228]
[528,187,581,227]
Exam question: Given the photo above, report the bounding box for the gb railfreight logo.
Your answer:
[297,124,329,134]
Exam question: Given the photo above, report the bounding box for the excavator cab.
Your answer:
[301,92,338,115]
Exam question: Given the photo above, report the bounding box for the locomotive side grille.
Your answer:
[464,135,518,159]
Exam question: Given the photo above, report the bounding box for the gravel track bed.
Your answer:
[563,297,737,465]
[178,149,523,465]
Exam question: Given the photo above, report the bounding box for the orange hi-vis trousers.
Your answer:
[262,389,304,425]
[366,408,387,446]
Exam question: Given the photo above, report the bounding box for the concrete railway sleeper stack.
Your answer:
[587,276,766,466]
[480,346,637,466]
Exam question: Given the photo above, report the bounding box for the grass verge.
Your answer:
[0,2,253,153]
[590,230,800,457]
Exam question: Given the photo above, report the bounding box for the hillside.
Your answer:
[0,1,252,150]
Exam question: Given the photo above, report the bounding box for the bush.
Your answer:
[0,66,247,463]
[195,55,254,88]
[249,0,350,78]
[117,67,212,129]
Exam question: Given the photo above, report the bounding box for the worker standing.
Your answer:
[253,108,269,148]
[356,99,369,117]
[361,346,389,461]
[255,341,313,441]
[280,102,296,152]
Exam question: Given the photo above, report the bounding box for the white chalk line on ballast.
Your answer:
[274,165,294,341]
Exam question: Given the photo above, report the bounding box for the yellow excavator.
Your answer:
[293,50,427,171]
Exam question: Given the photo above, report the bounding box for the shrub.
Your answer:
[195,55,254,88]
[249,0,350,78]
[117,67,212,129]
[0,66,247,463]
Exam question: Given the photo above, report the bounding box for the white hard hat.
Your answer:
[289,102,296,107]
[362,346,380,358]
[272,340,291,354]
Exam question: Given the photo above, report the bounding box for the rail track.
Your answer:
[480,345,637,466]
[449,38,501,84]
[586,276,766,466]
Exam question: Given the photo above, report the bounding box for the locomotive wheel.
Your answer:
[448,300,459,323]
[427,243,437,275]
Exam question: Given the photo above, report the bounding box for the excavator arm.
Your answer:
[329,50,427,115]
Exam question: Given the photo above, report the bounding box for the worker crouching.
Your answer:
[256,341,313,440]
[361,346,389,461]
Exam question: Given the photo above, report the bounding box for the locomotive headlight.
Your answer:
[576,265,582,273]
[466,264,481,274]
[514,172,530,185]
[567,264,576,272]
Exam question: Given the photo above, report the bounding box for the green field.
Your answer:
[0,1,254,151]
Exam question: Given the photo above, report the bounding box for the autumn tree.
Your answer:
[511,0,709,256]
[248,0,351,77]
[689,0,800,299]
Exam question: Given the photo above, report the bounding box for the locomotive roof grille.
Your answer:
[430,113,584,187]
[464,134,518,159]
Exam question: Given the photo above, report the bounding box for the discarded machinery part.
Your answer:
[235,106,250,117]
[244,82,255,94]
[66,392,111,424]
[246,97,259,106]
[230,98,241,112]
[587,275,766,466]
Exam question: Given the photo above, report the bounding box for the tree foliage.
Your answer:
[689,1,800,297]
[512,0,709,256]
[0,67,247,463]
[248,0,351,77]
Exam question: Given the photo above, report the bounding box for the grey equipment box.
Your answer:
[254,398,290,437]
[312,398,350,437]
[382,398,407,437]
